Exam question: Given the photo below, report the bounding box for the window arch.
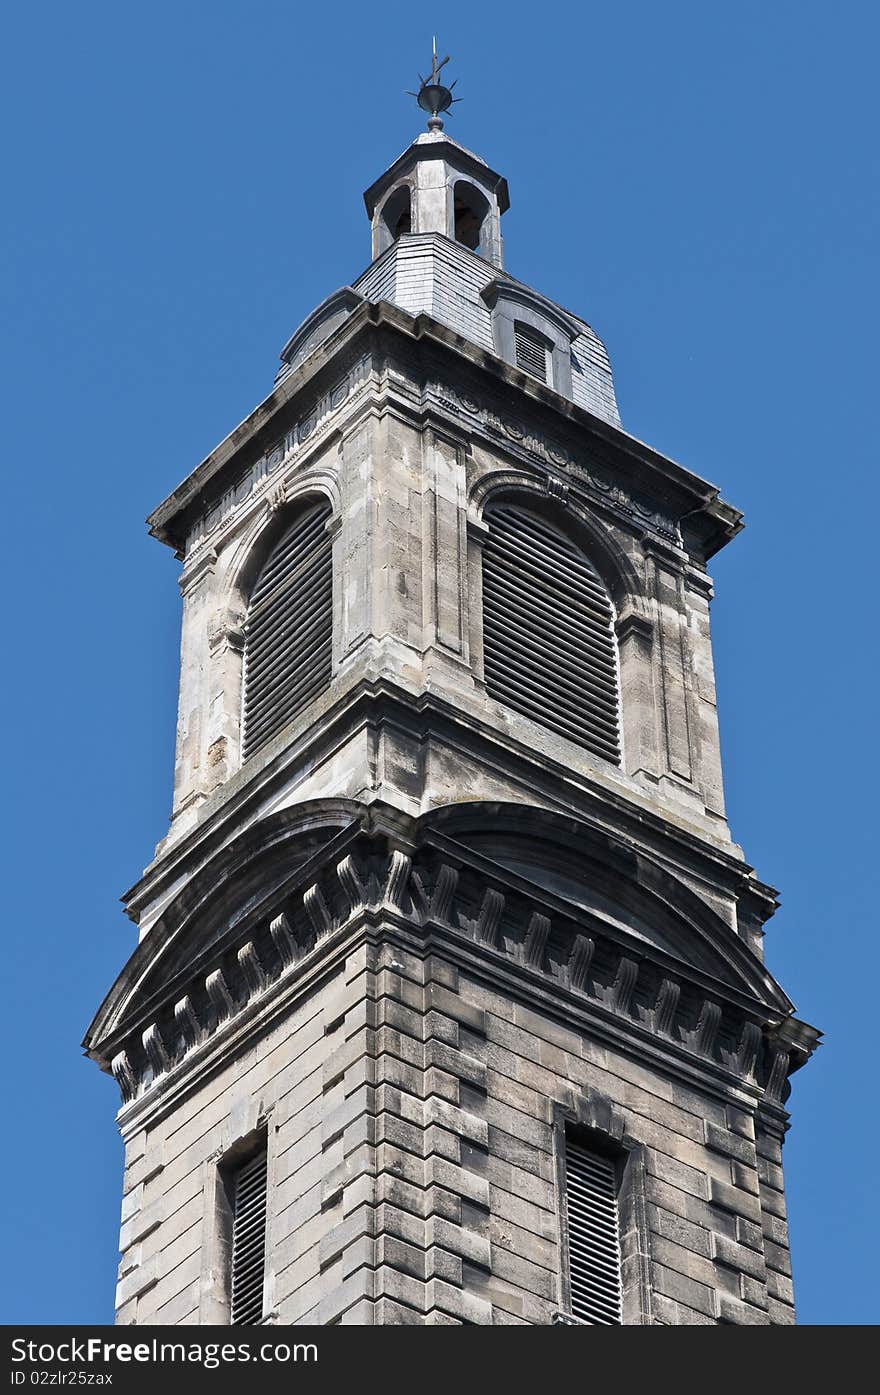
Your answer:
[453,180,490,252]
[481,501,621,764]
[241,498,333,761]
[379,184,412,245]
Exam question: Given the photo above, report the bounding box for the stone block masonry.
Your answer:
[110,893,798,1325]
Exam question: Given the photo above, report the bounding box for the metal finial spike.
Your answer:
[413,42,457,129]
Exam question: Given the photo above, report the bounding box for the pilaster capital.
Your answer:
[179,548,218,598]
[615,609,654,645]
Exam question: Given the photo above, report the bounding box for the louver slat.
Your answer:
[248,526,327,600]
[247,556,332,636]
[230,1149,267,1326]
[242,501,332,761]
[489,527,612,611]
[246,567,327,647]
[482,505,620,763]
[482,574,618,669]
[482,615,621,719]
[481,645,621,750]
[564,1142,622,1325]
[482,599,617,686]
[245,603,331,688]
[514,322,549,382]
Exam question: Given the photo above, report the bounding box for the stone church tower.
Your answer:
[86,61,819,1326]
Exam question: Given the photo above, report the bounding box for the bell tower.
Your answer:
[86,54,818,1327]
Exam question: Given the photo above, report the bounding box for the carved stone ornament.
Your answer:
[207,607,245,656]
[268,481,289,513]
[441,384,677,542]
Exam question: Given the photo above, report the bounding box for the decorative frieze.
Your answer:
[431,383,679,543]
[183,356,683,561]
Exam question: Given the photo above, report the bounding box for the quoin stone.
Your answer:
[85,57,819,1326]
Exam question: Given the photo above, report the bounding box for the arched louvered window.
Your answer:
[242,498,333,760]
[481,502,621,764]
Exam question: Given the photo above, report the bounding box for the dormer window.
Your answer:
[275,286,363,382]
[482,280,581,399]
[453,180,490,254]
[514,321,550,383]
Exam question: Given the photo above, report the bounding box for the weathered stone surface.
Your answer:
[712,1233,767,1282]
[708,1176,764,1225]
[718,1293,769,1326]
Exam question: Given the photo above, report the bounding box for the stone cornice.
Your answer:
[409,310,741,553]
[93,817,365,1051]
[146,300,743,563]
[93,830,816,1138]
[146,316,380,556]
[419,826,783,1016]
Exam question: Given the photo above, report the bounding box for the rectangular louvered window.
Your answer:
[563,1140,622,1325]
[514,321,549,382]
[229,1147,268,1325]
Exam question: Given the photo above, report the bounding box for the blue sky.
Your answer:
[1,1,877,1324]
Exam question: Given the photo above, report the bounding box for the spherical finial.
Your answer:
[407,39,460,132]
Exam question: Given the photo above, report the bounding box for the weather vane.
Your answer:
[407,38,461,131]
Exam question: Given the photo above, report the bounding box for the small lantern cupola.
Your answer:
[363,50,509,266]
